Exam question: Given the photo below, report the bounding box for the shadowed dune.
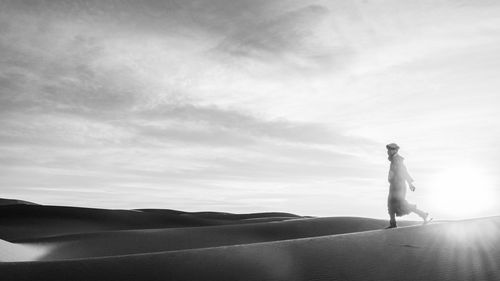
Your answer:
[2,217,500,281]
[0,204,213,241]
[1,200,416,261]
[1,199,499,281]
[0,198,38,206]
[139,209,301,220]
[17,217,405,261]
[0,203,301,241]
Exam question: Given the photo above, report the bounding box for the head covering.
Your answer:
[386,143,400,150]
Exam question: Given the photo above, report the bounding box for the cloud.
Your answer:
[2,0,500,218]
[134,104,375,146]
[0,31,140,114]
[0,7,374,150]
[0,1,381,211]
[0,0,275,37]
[215,5,330,55]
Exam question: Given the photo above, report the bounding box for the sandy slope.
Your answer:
[2,217,500,281]
[0,240,48,263]
[0,200,416,261]
[17,217,402,261]
[0,198,37,206]
[139,209,301,220]
[2,200,498,280]
[0,204,299,241]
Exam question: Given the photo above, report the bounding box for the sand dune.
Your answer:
[0,203,300,241]
[139,209,301,220]
[17,217,402,261]
[2,200,410,261]
[2,217,500,281]
[1,199,499,281]
[0,204,208,241]
[0,198,37,206]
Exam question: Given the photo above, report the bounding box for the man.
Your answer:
[386,143,429,228]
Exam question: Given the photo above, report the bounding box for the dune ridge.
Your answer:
[1,199,499,281]
[2,217,500,281]
[0,203,301,241]
[15,217,404,261]
[0,198,37,206]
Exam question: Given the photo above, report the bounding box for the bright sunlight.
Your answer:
[428,166,496,219]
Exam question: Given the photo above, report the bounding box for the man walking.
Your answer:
[386,143,429,228]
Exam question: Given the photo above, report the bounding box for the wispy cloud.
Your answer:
[1,0,500,218]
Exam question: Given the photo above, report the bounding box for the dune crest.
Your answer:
[1,199,499,281]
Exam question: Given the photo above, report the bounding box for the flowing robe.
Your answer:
[387,154,415,216]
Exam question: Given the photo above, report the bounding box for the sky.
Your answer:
[1,0,500,220]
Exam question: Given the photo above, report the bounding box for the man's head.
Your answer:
[386,143,399,157]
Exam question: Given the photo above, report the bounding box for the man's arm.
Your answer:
[401,162,416,191]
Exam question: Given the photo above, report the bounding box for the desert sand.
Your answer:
[1,198,499,281]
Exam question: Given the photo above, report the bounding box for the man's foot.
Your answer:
[386,220,397,229]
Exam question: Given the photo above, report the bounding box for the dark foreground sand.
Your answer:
[1,198,499,281]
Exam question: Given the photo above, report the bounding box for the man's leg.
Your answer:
[387,197,397,228]
[389,212,397,228]
[410,206,429,222]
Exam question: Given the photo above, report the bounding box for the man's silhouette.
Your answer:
[386,143,429,228]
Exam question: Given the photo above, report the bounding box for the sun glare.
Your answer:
[429,166,496,219]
